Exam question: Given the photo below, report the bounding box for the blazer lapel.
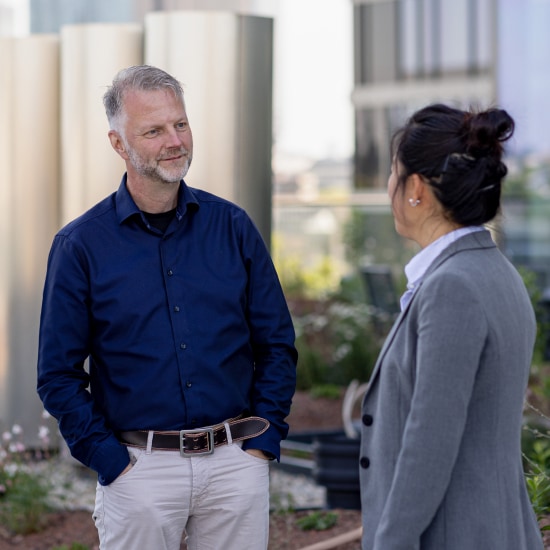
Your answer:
[363,230,496,396]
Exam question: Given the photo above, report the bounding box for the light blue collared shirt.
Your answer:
[400,226,485,311]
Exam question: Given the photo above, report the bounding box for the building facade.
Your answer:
[351,0,550,288]
[30,0,275,32]
[352,0,496,189]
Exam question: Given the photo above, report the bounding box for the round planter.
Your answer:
[312,432,361,510]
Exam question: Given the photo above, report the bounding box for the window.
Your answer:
[397,0,493,78]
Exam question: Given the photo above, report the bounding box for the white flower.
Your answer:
[2,431,12,442]
[333,343,352,362]
[11,425,22,435]
[4,463,19,477]
[38,426,50,440]
[41,410,51,419]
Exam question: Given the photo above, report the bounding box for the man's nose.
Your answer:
[165,127,184,148]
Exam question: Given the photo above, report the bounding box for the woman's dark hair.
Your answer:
[391,103,515,225]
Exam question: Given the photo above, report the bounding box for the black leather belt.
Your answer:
[119,416,269,457]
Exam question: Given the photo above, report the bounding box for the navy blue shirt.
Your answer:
[37,177,297,485]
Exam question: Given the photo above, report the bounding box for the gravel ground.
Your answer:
[33,456,326,513]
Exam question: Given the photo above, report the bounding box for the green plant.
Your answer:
[269,489,296,515]
[275,254,341,300]
[525,471,550,529]
[0,422,53,535]
[310,384,342,400]
[518,266,549,366]
[294,330,329,391]
[523,437,550,530]
[522,406,550,535]
[295,510,338,531]
[0,469,51,534]
[293,300,383,391]
[341,208,414,269]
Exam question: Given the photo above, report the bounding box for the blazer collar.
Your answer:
[419,228,495,283]
[364,229,496,392]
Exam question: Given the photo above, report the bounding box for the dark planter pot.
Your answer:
[312,432,361,510]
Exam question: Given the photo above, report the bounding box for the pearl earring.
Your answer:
[408,198,421,207]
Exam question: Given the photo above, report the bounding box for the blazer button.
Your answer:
[360,456,370,469]
[362,414,373,426]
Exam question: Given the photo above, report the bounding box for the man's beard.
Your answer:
[126,143,192,184]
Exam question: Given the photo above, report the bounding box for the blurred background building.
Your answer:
[28,0,275,31]
[351,0,550,286]
[352,0,495,190]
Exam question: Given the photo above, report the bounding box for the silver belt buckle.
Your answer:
[180,427,215,457]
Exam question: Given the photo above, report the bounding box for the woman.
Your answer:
[359,104,543,550]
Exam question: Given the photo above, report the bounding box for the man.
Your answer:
[37,65,297,549]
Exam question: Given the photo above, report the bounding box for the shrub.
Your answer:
[295,510,339,531]
[0,423,52,535]
[292,300,384,391]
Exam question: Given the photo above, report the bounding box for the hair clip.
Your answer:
[478,184,496,193]
[440,152,476,174]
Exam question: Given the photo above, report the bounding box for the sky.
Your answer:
[273,0,354,160]
[1,0,28,34]
[497,0,550,157]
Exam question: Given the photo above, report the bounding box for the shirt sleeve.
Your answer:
[237,216,298,460]
[37,234,130,485]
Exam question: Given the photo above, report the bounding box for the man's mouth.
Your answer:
[160,155,183,161]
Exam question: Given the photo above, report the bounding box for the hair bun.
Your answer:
[391,102,514,226]
[465,109,515,157]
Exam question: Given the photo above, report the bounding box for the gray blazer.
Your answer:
[360,230,543,550]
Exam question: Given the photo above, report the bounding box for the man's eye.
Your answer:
[146,129,159,137]
[176,122,187,131]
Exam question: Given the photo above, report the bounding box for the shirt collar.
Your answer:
[115,173,199,225]
[404,226,484,290]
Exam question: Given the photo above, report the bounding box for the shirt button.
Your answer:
[174,306,180,312]
[360,456,370,469]
[180,343,187,349]
[362,414,373,426]
[167,269,173,276]
[186,381,192,388]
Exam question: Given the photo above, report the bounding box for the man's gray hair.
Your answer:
[103,65,184,130]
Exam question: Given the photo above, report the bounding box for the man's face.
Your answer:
[114,88,193,184]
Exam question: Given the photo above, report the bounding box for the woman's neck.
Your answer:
[415,218,463,249]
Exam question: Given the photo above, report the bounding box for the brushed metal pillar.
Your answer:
[0,35,60,444]
[144,11,274,246]
[60,23,143,225]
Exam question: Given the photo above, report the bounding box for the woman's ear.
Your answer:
[407,173,427,203]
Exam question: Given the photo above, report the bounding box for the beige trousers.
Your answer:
[93,441,270,550]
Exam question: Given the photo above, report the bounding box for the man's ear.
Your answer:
[108,130,129,160]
